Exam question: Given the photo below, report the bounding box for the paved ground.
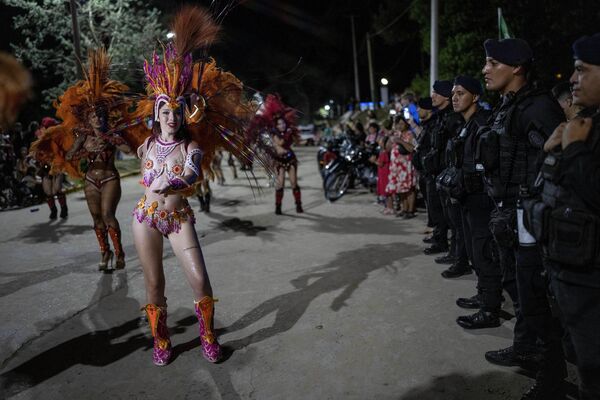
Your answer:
[0,147,577,399]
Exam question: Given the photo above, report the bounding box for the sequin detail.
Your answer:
[133,195,195,235]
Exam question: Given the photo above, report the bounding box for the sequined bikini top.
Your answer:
[138,136,202,188]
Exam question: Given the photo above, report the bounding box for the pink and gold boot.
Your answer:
[194,296,222,363]
[142,304,172,366]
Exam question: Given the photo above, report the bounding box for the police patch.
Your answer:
[528,130,546,149]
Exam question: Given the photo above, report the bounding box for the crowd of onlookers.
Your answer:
[323,93,452,221]
[0,118,63,209]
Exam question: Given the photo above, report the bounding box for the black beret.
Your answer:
[418,97,433,110]
[573,33,600,65]
[453,75,483,95]
[484,38,533,66]
[432,80,453,98]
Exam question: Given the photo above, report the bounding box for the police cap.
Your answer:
[484,38,533,66]
[432,80,453,98]
[417,97,433,110]
[573,33,600,66]
[453,75,483,96]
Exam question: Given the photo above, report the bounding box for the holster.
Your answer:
[463,172,484,194]
[546,206,600,267]
[489,206,517,249]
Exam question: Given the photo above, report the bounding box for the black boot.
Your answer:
[456,294,481,309]
[275,204,282,215]
[485,346,541,371]
[204,192,211,213]
[456,309,501,329]
[47,195,57,219]
[520,375,566,400]
[441,263,472,279]
[198,195,206,212]
[57,193,68,219]
[424,244,448,255]
[434,253,456,264]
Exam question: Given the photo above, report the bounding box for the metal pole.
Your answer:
[430,0,438,93]
[497,8,502,39]
[366,32,377,108]
[70,0,83,79]
[350,16,361,103]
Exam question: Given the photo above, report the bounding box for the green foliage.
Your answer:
[7,0,166,107]
[373,0,600,94]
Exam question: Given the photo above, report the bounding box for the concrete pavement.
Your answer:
[0,147,572,399]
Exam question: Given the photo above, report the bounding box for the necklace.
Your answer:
[155,137,181,164]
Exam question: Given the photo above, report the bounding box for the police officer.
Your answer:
[420,80,455,255]
[478,38,566,399]
[412,97,435,233]
[444,76,502,327]
[536,33,600,400]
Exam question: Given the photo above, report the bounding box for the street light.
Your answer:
[166,32,175,39]
[380,78,389,107]
[324,105,331,111]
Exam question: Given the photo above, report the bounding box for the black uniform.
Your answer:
[531,110,600,399]
[479,85,566,382]
[438,112,469,268]
[457,107,502,309]
[421,106,452,251]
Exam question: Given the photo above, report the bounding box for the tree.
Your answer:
[373,0,600,97]
[7,0,166,107]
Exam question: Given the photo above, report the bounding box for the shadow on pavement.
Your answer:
[397,371,580,400]
[9,219,90,244]
[1,272,161,398]
[220,241,420,351]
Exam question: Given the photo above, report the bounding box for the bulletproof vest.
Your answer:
[462,108,492,174]
[541,111,600,211]
[483,88,551,199]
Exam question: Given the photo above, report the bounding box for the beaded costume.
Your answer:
[133,5,275,367]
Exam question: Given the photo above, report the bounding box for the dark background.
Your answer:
[2,0,599,124]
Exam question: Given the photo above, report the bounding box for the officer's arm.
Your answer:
[560,142,600,213]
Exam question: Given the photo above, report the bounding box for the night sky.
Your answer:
[2,0,419,121]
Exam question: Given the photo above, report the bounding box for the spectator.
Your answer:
[387,116,418,218]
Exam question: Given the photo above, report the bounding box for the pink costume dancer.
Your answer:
[132,6,270,366]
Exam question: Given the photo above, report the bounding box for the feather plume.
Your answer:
[172,5,220,58]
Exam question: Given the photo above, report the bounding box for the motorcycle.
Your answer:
[322,141,377,202]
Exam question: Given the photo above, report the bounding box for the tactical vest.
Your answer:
[480,88,549,199]
[462,109,491,193]
[526,112,600,267]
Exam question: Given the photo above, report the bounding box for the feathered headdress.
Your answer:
[0,52,32,130]
[258,94,298,128]
[143,5,220,121]
[134,5,274,180]
[30,48,144,178]
[248,94,300,148]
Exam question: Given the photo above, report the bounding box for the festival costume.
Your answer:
[134,5,275,366]
[30,49,147,270]
[0,52,31,130]
[249,94,302,214]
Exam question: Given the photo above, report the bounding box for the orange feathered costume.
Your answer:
[30,48,148,178]
[134,5,273,180]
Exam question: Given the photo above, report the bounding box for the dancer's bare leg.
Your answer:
[168,222,212,300]
[132,220,166,305]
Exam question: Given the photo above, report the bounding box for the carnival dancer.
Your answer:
[251,94,302,215]
[132,5,272,366]
[38,118,68,219]
[31,49,146,271]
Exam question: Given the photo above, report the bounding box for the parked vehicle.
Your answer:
[298,124,316,146]
[322,140,377,202]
